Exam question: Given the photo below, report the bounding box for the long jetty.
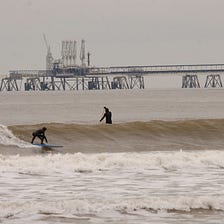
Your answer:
[1,63,224,91]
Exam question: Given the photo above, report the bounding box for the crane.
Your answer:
[43,34,54,70]
[43,33,50,53]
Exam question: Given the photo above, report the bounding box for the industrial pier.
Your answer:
[1,38,224,91]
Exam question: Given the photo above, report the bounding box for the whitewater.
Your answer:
[1,88,224,224]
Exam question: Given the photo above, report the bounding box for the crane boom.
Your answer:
[42,33,53,70]
[43,33,50,51]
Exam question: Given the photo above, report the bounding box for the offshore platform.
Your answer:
[1,37,224,91]
[0,36,144,92]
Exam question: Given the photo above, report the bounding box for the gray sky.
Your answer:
[1,0,224,74]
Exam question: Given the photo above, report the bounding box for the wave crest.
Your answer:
[6,119,224,152]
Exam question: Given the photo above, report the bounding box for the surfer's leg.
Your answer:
[40,136,44,144]
[31,135,36,144]
[36,135,44,144]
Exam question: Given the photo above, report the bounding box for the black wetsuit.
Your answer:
[31,129,48,144]
[100,110,112,124]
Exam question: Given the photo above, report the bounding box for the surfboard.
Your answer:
[32,143,63,148]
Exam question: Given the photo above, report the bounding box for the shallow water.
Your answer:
[1,151,224,223]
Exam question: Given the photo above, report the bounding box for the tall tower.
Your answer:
[87,52,90,67]
[43,34,54,70]
[61,41,66,66]
[71,40,77,66]
[61,40,77,67]
[80,39,86,67]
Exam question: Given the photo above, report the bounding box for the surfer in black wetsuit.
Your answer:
[100,107,112,124]
[31,127,48,144]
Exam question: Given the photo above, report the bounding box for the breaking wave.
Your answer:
[1,196,224,218]
[0,124,34,148]
[5,119,224,153]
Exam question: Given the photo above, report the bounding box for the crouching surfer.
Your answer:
[31,127,48,144]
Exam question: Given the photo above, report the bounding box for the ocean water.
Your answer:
[1,88,224,223]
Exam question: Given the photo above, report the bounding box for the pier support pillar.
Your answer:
[204,74,223,88]
[129,75,144,89]
[87,76,111,90]
[25,78,41,91]
[88,77,100,90]
[0,78,19,91]
[111,76,129,89]
[182,75,200,88]
[101,76,111,89]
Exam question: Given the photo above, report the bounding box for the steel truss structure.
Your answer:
[0,74,144,91]
[204,74,223,88]
[1,63,224,91]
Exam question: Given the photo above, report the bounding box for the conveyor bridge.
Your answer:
[1,63,224,91]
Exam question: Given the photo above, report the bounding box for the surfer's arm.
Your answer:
[100,113,106,122]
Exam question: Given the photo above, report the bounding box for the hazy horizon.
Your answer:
[1,0,224,75]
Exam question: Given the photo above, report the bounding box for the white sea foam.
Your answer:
[1,150,224,174]
[0,124,33,148]
[0,196,224,219]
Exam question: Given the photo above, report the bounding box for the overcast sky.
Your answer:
[1,0,224,74]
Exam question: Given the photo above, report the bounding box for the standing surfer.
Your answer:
[100,107,112,124]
